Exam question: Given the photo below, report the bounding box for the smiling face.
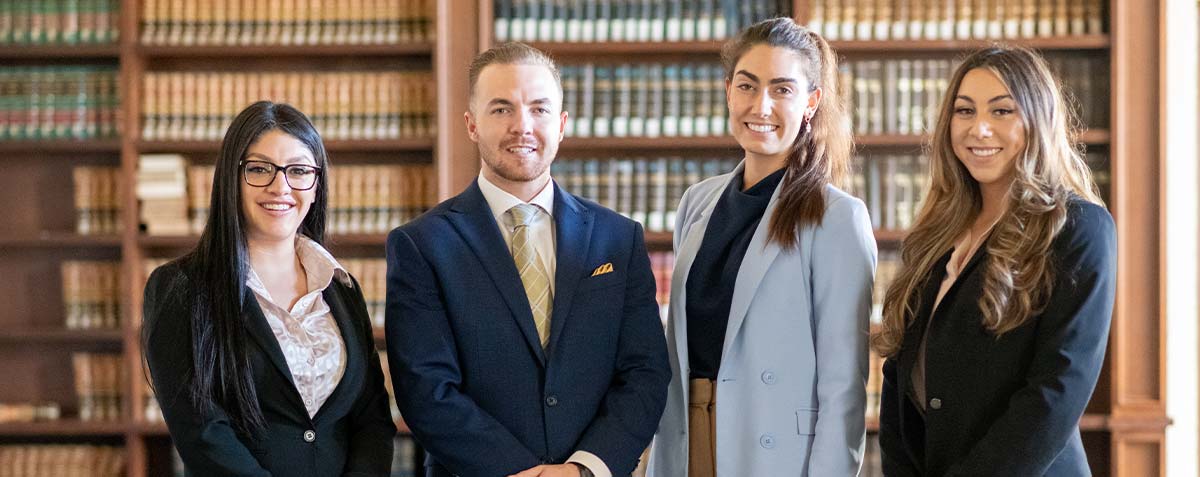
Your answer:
[239,129,318,246]
[950,68,1027,192]
[726,44,821,166]
[465,63,568,190]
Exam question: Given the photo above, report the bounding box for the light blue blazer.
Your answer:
[648,163,877,477]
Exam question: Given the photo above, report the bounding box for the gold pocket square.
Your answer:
[591,262,614,277]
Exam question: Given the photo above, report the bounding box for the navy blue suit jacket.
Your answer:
[384,180,671,477]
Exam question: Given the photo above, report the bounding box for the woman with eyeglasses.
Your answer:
[142,101,396,476]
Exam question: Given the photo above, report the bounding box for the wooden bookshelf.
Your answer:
[0,0,1169,475]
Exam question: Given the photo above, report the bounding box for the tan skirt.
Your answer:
[688,378,716,477]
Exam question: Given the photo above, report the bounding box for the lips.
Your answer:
[258,201,296,214]
[745,122,779,133]
[503,142,539,155]
[967,147,1002,157]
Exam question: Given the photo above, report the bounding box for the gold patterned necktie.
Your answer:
[507,203,552,348]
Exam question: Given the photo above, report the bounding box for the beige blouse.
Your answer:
[247,236,351,418]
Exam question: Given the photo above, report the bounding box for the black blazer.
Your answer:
[144,261,397,477]
[879,199,1116,477]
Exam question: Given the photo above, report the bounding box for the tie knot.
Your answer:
[508,203,539,227]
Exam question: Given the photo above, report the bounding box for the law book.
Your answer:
[693,65,711,137]
[645,63,663,138]
[575,64,594,137]
[592,65,612,137]
[678,64,696,137]
[629,65,647,136]
[661,64,680,137]
[841,0,857,40]
[808,0,825,37]
[867,60,884,135]
[883,60,898,134]
[695,0,712,40]
[647,158,668,232]
[613,64,631,137]
[857,0,875,40]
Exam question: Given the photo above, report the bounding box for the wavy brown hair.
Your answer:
[721,17,852,249]
[871,46,1103,357]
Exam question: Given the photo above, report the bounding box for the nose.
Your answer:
[265,169,293,194]
[750,90,773,118]
[509,109,534,135]
[970,118,994,139]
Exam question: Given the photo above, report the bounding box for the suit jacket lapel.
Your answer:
[721,165,784,361]
[546,183,593,356]
[241,291,307,410]
[313,281,362,421]
[447,180,547,365]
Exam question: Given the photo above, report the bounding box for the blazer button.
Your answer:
[545,395,559,407]
[761,371,777,385]
[759,434,776,449]
[929,398,943,410]
[303,430,316,442]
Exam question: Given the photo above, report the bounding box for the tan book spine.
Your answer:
[385,0,400,43]
[142,0,160,44]
[350,73,365,139]
[1055,0,1069,36]
[840,0,857,40]
[210,0,227,43]
[196,0,214,45]
[989,0,1003,38]
[181,0,198,44]
[857,0,875,40]
[937,0,953,40]
[363,74,378,140]
[270,0,285,44]
[230,0,245,44]
[1086,0,1102,34]
[376,166,392,231]
[1037,0,1053,36]
[98,167,115,234]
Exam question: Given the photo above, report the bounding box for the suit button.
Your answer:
[545,395,559,407]
[303,430,316,442]
[761,371,777,385]
[759,434,776,449]
[929,398,942,410]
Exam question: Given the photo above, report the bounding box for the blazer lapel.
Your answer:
[720,167,785,361]
[313,281,363,421]
[446,181,547,366]
[546,183,593,356]
[241,291,307,410]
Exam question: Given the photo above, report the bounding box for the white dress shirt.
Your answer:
[246,235,351,419]
[476,173,612,477]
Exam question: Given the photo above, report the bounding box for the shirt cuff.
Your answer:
[567,450,611,477]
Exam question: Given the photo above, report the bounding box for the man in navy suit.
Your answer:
[384,42,670,477]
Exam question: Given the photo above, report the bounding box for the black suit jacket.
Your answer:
[879,199,1116,477]
[384,180,671,477]
[144,261,397,477]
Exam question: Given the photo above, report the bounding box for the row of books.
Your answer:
[0,0,120,45]
[141,71,435,142]
[61,261,123,330]
[72,353,125,422]
[343,259,386,329]
[0,445,124,477]
[561,63,728,139]
[136,154,189,236]
[493,0,790,43]
[845,55,1107,136]
[0,67,120,141]
[0,403,61,424]
[551,156,739,233]
[849,154,930,231]
[166,160,435,236]
[808,0,1105,41]
[72,166,123,236]
[140,0,436,46]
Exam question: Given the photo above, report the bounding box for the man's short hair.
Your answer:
[467,42,562,105]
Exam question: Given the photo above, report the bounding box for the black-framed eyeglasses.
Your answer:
[240,160,321,190]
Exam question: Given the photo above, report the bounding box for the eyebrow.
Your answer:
[245,152,314,165]
[734,70,798,85]
[487,97,553,107]
[955,94,1015,103]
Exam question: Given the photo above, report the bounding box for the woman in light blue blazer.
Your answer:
[647,18,876,477]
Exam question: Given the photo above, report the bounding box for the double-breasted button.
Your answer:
[545,395,559,407]
[761,371,777,385]
[759,434,776,449]
[929,398,943,410]
[303,430,316,442]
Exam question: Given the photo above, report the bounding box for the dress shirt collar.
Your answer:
[477,172,556,222]
[246,235,353,302]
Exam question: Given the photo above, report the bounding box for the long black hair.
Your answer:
[144,101,329,436]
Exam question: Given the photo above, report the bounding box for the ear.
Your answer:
[464,110,479,142]
[558,110,568,142]
[806,87,823,117]
[725,78,734,110]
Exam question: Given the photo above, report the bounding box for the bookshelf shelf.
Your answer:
[0,140,122,154]
[138,43,435,58]
[0,45,121,59]
[0,233,122,248]
[560,136,740,151]
[0,329,123,344]
[528,40,725,57]
[830,35,1111,53]
[0,420,127,436]
[136,139,435,154]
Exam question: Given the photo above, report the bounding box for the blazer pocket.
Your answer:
[796,408,819,436]
[578,273,624,293]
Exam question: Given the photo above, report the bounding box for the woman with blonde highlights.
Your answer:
[874,46,1115,476]
[650,18,875,477]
